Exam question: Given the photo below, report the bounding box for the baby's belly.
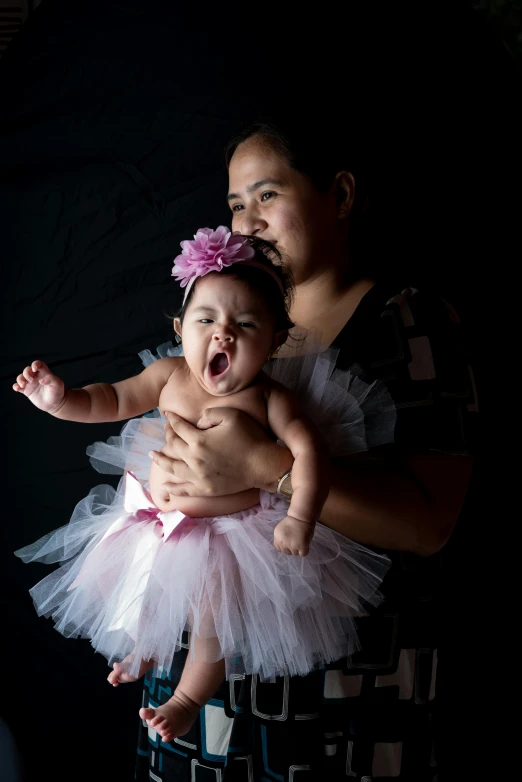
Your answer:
[148,461,260,517]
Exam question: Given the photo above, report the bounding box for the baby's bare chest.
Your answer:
[158,380,269,430]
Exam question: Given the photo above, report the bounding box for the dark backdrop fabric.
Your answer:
[0,1,512,780]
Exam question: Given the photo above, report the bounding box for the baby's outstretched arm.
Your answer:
[13,358,179,423]
[267,385,330,556]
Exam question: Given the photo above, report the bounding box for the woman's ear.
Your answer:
[334,171,356,219]
[173,317,182,340]
[271,330,289,355]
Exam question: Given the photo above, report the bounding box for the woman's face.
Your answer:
[228,138,339,285]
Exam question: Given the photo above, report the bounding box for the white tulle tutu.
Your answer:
[16,345,396,681]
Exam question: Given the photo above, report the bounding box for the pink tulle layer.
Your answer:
[17,471,389,681]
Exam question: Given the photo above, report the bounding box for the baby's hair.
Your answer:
[175,237,294,334]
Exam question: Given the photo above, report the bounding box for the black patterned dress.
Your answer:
[135,283,477,782]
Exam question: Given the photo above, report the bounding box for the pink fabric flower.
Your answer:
[171,226,255,288]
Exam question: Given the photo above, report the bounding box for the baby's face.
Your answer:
[177,273,278,396]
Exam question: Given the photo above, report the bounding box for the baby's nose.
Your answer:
[212,328,234,342]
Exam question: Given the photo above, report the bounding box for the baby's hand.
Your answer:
[13,360,66,413]
[273,515,315,557]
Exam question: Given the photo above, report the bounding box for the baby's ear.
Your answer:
[173,318,182,339]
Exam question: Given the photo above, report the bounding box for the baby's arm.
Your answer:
[266,385,330,556]
[13,358,179,423]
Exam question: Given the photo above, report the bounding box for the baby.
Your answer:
[15,228,388,742]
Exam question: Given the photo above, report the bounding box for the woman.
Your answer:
[135,118,476,781]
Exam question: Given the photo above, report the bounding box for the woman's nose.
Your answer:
[233,206,268,237]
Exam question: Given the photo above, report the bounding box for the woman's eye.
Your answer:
[261,191,275,202]
[231,203,244,212]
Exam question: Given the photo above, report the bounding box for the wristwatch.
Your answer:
[276,469,293,499]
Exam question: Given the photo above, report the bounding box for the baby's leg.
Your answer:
[107,655,154,686]
[107,594,160,686]
[139,653,226,742]
[139,561,231,740]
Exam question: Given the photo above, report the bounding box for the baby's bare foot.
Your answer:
[139,689,201,743]
[108,656,154,687]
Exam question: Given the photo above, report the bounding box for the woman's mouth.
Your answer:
[209,352,230,377]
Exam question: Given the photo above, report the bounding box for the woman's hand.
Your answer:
[150,408,294,497]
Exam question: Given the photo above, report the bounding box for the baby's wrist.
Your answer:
[49,390,68,416]
[286,513,316,527]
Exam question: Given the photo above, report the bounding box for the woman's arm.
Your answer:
[152,409,472,556]
[319,451,473,556]
[13,358,178,423]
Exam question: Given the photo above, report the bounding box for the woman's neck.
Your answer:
[289,272,375,348]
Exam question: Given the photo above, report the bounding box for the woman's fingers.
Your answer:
[160,481,195,496]
[149,451,190,476]
[196,406,238,430]
[161,431,190,460]
[164,419,178,444]
[163,411,201,443]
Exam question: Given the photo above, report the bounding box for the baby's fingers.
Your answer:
[31,359,53,377]
[22,365,37,383]
[273,536,292,556]
[14,360,56,395]
[14,372,28,390]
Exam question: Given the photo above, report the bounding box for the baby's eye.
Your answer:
[199,319,213,324]
[238,322,255,328]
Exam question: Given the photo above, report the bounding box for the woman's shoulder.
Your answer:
[359,284,461,328]
[380,286,462,330]
[336,283,468,371]
[342,284,478,455]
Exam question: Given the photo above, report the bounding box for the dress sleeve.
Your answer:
[367,287,478,456]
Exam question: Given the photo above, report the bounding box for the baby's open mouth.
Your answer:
[209,352,229,377]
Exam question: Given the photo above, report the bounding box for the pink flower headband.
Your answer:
[171,226,284,302]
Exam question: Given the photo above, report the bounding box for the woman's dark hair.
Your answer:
[225,118,369,196]
[225,117,376,281]
[176,237,294,333]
